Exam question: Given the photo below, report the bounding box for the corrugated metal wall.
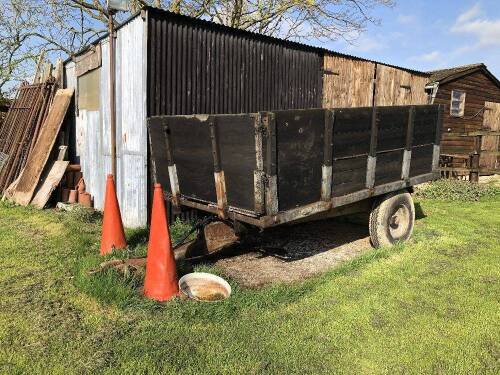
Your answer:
[65,16,148,228]
[147,9,323,116]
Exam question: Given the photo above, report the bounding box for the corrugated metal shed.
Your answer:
[65,15,147,228]
[147,8,323,116]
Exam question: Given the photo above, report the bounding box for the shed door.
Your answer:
[480,102,500,170]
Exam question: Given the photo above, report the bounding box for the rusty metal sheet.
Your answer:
[204,221,239,254]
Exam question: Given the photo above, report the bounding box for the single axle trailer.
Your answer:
[149,105,443,249]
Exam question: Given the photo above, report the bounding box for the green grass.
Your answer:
[0,193,499,374]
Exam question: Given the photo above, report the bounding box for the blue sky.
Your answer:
[310,0,500,76]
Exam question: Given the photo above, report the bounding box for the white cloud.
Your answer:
[411,50,442,63]
[456,3,482,24]
[451,4,500,50]
[397,14,417,24]
[344,34,386,53]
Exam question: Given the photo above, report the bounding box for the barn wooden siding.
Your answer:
[147,9,323,117]
[322,54,429,108]
[323,55,375,107]
[434,70,500,156]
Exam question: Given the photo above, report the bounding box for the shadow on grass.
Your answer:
[415,202,426,220]
[126,227,149,248]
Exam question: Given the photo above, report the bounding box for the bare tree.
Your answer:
[169,0,394,41]
[0,0,393,96]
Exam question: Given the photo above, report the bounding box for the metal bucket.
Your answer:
[178,272,231,302]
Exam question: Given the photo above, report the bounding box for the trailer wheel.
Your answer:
[369,191,415,248]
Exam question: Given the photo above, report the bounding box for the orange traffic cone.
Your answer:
[144,183,179,301]
[100,174,127,255]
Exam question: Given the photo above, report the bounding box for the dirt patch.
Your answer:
[214,218,371,288]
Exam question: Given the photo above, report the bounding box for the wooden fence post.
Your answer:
[469,135,481,183]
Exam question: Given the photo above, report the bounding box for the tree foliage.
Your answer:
[0,0,392,96]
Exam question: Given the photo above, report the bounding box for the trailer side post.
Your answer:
[209,115,228,218]
[264,112,278,216]
[321,109,334,201]
[432,104,444,173]
[366,106,378,188]
[402,106,415,180]
[254,113,266,215]
[162,121,181,207]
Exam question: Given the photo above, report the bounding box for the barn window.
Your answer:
[450,90,466,117]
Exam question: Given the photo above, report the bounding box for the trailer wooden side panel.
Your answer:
[274,109,325,210]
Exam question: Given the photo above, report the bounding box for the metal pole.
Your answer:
[108,12,117,180]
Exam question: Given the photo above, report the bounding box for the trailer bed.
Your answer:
[149,105,443,228]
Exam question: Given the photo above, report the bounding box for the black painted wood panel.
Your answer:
[331,155,368,197]
[275,109,325,210]
[375,149,404,185]
[376,106,408,151]
[217,115,256,211]
[410,144,434,177]
[332,107,372,158]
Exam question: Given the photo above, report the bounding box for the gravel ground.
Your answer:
[214,217,371,288]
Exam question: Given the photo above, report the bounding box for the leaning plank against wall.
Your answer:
[323,54,375,108]
[375,65,428,106]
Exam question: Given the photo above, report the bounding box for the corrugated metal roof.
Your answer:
[67,6,429,76]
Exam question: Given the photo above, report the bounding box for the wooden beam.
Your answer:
[402,106,415,179]
[321,109,334,201]
[366,106,378,188]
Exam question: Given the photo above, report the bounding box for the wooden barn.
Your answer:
[63,7,434,227]
[425,63,500,175]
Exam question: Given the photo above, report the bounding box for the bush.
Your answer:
[415,179,500,201]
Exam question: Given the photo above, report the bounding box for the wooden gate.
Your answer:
[480,102,500,170]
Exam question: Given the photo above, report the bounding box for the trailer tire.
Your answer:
[369,191,415,248]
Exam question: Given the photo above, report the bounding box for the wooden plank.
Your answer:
[480,102,500,170]
[321,110,334,201]
[30,161,69,209]
[8,89,74,206]
[445,131,500,137]
[366,106,378,188]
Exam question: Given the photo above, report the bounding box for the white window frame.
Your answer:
[450,90,466,117]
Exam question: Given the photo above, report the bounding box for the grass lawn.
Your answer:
[0,189,499,374]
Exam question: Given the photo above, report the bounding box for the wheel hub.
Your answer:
[389,204,410,239]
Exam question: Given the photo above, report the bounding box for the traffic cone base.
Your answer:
[100,174,127,255]
[144,183,179,301]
